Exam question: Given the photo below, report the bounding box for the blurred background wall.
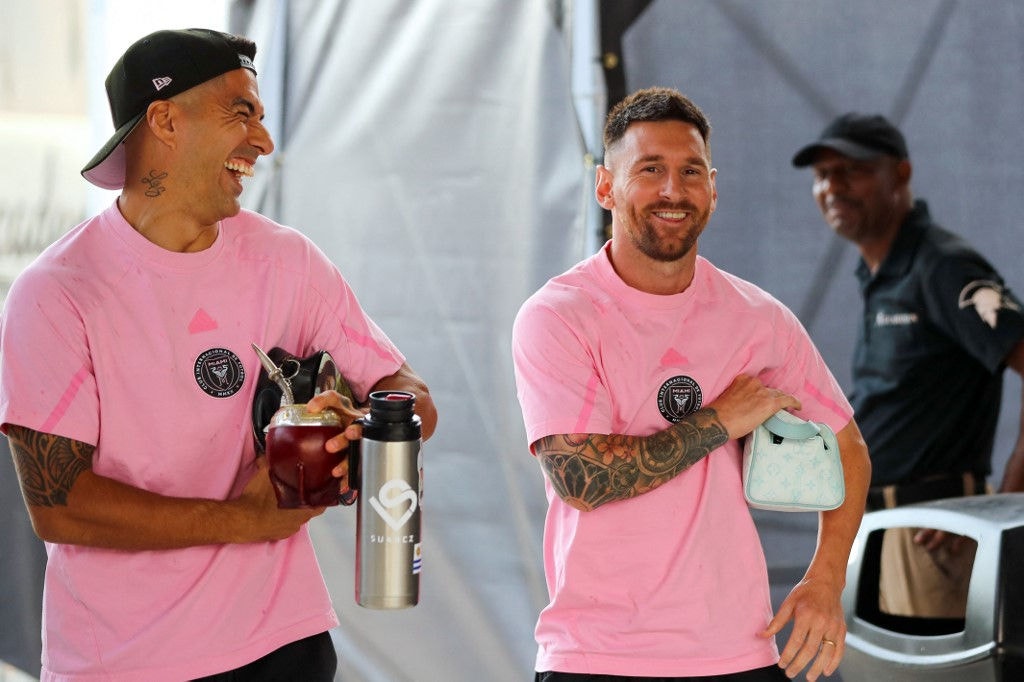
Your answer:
[2,1,1023,680]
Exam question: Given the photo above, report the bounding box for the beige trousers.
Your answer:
[878,526,977,617]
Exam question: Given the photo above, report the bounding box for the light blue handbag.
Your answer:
[742,410,845,512]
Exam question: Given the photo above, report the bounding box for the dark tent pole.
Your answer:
[598,0,653,118]
[593,0,653,244]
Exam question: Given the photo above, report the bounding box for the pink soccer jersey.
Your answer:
[0,203,404,680]
[512,243,852,676]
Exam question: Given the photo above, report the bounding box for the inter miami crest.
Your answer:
[657,375,702,423]
[194,347,246,398]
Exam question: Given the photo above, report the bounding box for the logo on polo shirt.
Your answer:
[958,280,1022,329]
[657,375,702,423]
[874,311,919,327]
[194,347,246,398]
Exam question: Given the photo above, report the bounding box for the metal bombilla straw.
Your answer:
[251,343,295,407]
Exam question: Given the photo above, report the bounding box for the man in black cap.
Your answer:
[0,28,436,680]
[793,113,1024,617]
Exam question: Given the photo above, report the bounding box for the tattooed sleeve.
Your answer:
[6,425,93,507]
[534,408,728,510]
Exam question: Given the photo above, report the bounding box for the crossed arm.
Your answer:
[534,408,727,511]
[533,373,800,510]
[531,373,871,682]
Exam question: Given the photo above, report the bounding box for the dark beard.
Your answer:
[629,203,709,262]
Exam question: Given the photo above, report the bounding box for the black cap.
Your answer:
[791,113,909,168]
[81,28,257,190]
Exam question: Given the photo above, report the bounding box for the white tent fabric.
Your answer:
[232,0,1024,678]
[232,1,584,679]
[6,1,1024,680]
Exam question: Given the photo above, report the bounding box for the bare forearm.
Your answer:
[29,470,239,549]
[805,422,871,586]
[534,407,728,511]
[999,343,1024,492]
[766,422,871,681]
[369,362,438,440]
[997,379,1024,491]
[1000,450,1024,492]
[7,424,316,550]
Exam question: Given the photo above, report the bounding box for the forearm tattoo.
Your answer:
[6,425,92,507]
[535,408,728,510]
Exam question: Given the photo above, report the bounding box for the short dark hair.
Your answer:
[603,87,712,158]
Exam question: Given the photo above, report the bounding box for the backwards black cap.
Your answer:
[81,28,257,190]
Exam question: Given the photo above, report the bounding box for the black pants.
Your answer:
[192,631,337,681]
[536,664,789,682]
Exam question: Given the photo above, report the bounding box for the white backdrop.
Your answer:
[234,1,584,679]
[229,2,1024,679]
[6,1,1024,680]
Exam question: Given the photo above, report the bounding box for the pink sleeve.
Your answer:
[762,306,853,433]
[0,268,100,444]
[511,298,611,446]
[301,245,406,400]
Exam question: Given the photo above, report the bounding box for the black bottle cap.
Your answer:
[367,391,416,423]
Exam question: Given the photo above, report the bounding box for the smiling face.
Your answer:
[597,119,717,289]
[172,68,275,222]
[810,148,909,248]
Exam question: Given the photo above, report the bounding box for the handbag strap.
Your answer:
[762,411,821,440]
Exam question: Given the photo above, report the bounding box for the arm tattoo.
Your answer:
[6,425,92,507]
[535,408,728,510]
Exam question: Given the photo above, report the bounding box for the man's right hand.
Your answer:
[232,458,325,543]
[706,374,801,440]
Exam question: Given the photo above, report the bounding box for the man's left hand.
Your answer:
[763,577,846,681]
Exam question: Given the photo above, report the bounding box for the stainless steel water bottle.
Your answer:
[355,390,422,609]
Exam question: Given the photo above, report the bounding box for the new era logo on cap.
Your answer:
[238,54,254,70]
[152,77,173,91]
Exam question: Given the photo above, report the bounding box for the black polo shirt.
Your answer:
[851,200,1024,486]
